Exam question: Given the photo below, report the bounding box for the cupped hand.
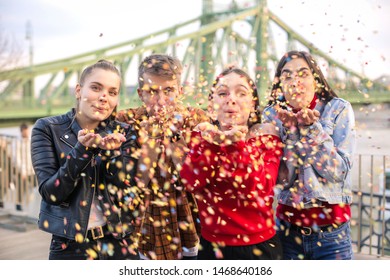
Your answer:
[276,108,297,128]
[296,108,320,126]
[78,129,103,148]
[195,122,221,144]
[223,125,248,143]
[99,132,126,150]
[195,122,247,144]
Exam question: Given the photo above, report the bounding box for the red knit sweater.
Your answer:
[180,131,283,246]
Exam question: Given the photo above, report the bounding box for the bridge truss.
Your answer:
[0,0,388,121]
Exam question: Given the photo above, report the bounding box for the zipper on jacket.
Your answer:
[83,154,98,240]
[60,137,96,239]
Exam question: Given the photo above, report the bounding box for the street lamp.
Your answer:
[25,20,33,67]
[24,20,34,105]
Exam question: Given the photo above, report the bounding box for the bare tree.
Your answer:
[0,20,23,71]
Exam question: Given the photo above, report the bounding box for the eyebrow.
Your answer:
[90,81,103,86]
[147,85,177,90]
[216,84,249,90]
[281,67,310,74]
[90,81,118,90]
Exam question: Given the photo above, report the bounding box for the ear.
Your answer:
[207,100,217,121]
[75,84,81,99]
[178,85,184,96]
[313,80,319,92]
[137,88,144,102]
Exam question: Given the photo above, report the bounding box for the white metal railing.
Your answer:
[0,134,37,213]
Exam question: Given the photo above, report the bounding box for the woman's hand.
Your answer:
[248,123,280,139]
[195,122,247,144]
[78,129,103,148]
[276,108,297,128]
[223,125,248,143]
[275,105,320,128]
[195,122,221,144]
[99,132,126,150]
[77,129,125,150]
[296,108,320,126]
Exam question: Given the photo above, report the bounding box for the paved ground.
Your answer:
[0,217,388,260]
[0,221,50,260]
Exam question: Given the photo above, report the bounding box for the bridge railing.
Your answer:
[0,134,37,213]
[352,190,390,256]
[0,133,389,257]
[2,4,389,123]
[350,154,390,257]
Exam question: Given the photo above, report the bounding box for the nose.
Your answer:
[156,91,167,106]
[226,94,236,105]
[99,92,107,102]
[290,74,303,87]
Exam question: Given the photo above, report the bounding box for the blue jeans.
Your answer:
[198,235,283,260]
[277,219,353,260]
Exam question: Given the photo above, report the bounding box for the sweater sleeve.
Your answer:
[180,131,221,193]
[249,134,283,189]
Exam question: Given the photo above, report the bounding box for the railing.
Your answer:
[0,134,37,212]
[1,134,389,257]
[2,4,388,122]
[351,154,390,257]
[352,190,390,256]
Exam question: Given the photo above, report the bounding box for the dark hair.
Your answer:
[138,54,182,88]
[269,50,337,106]
[20,122,28,131]
[209,67,261,127]
[79,59,121,87]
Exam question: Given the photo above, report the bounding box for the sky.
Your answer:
[0,0,389,81]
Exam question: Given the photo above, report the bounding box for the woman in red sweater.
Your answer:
[180,67,283,260]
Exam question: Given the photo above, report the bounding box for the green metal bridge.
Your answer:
[0,0,389,125]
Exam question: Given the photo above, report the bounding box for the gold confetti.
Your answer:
[75,233,84,243]
[253,248,263,256]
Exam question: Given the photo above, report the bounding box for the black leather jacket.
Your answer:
[31,109,139,240]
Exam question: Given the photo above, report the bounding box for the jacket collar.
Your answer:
[56,110,81,147]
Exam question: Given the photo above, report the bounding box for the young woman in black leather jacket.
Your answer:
[31,60,140,260]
